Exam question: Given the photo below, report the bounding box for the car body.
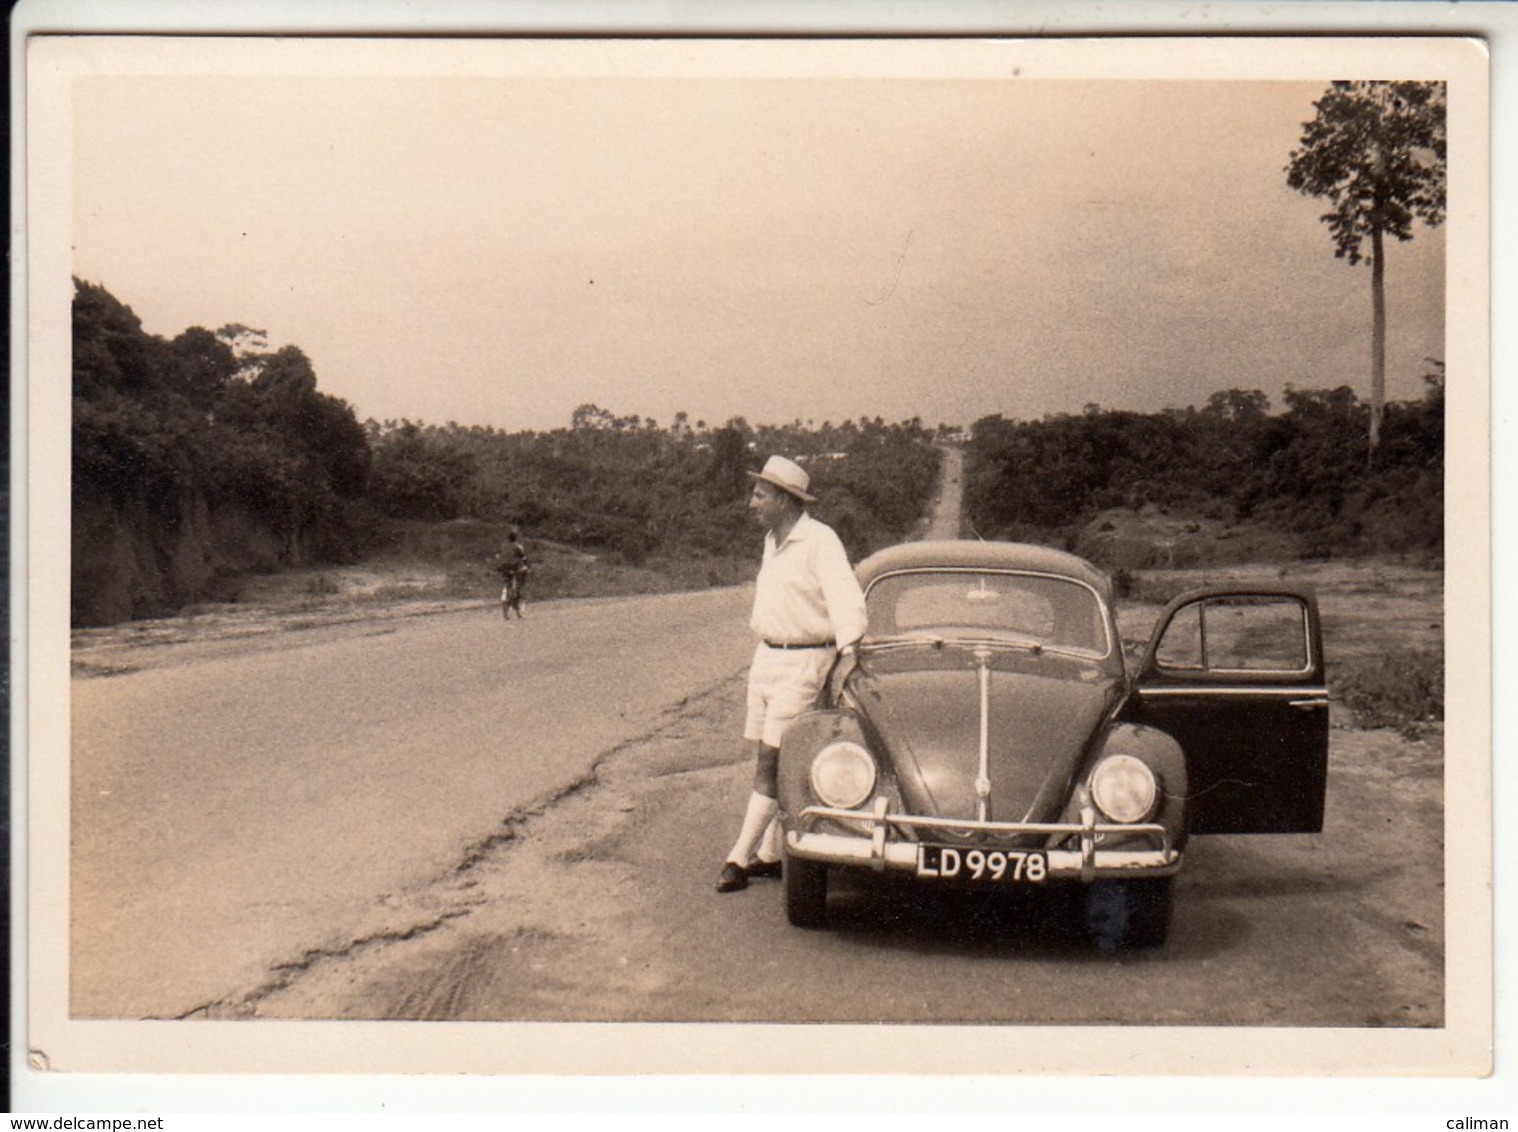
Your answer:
[777,539,1329,947]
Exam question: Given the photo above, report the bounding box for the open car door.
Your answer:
[1129,587,1328,834]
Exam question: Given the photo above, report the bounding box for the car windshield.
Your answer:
[864,569,1111,657]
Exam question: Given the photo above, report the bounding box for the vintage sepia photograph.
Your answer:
[15,21,1494,1100]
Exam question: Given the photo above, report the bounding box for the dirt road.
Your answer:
[923,444,964,539]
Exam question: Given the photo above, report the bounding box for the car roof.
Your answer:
[856,539,1113,597]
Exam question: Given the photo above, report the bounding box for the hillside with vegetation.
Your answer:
[963,381,1443,570]
[71,279,1442,628]
[363,409,940,569]
[72,280,371,625]
[70,280,941,626]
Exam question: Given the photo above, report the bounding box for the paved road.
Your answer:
[250,671,1444,1044]
[70,587,755,1017]
[65,454,1445,1054]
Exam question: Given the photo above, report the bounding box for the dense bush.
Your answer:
[71,279,372,622]
[364,411,941,565]
[964,381,1442,560]
[75,275,1443,628]
[71,277,941,624]
[73,280,371,530]
[1334,650,1444,734]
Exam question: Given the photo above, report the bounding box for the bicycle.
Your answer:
[499,567,526,620]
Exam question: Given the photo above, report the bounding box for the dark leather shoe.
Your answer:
[747,859,782,880]
[716,862,749,892]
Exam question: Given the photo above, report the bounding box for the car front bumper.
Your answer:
[787,796,1180,882]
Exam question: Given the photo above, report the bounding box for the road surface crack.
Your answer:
[454,672,742,872]
[171,908,476,1020]
[201,671,745,1017]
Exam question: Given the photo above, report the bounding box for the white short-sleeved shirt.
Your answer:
[749,512,867,649]
[743,512,867,747]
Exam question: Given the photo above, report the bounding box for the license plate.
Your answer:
[915,845,1048,884]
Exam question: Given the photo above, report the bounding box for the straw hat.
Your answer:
[747,455,816,503]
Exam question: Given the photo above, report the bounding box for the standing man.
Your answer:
[717,455,867,893]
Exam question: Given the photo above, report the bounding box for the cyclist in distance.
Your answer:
[494,527,529,621]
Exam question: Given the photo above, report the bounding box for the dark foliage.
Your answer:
[964,380,1443,560]
[364,409,941,565]
[72,279,372,621]
[75,274,1442,630]
[1285,81,1447,267]
[73,280,371,520]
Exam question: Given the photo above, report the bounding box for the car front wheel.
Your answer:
[783,852,829,929]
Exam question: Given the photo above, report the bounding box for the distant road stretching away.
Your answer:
[923,444,964,539]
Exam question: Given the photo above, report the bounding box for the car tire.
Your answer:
[783,853,829,929]
[1083,877,1173,950]
[1122,877,1174,949]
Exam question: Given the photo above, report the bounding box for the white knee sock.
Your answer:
[726,793,778,866]
[755,816,782,864]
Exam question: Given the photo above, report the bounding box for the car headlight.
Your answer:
[810,741,877,809]
[1089,754,1159,824]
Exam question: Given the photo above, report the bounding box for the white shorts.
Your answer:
[744,643,835,748]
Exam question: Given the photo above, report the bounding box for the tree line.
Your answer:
[73,279,371,556]
[963,375,1443,560]
[70,279,941,622]
[364,409,941,566]
[71,277,1441,624]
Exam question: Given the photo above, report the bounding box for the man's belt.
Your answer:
[763,639,836,650]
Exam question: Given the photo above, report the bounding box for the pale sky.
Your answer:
[70,51,1446,433]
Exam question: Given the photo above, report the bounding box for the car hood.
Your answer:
[849,655,1119,828]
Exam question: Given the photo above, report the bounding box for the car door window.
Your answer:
[1154,595,1311,674]
[1154,602,1203,669]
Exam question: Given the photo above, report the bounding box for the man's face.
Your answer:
[748,480,792,532]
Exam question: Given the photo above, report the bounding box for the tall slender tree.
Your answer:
[1285,81,1446,458]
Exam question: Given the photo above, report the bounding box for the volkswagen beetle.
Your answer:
[777,539,1329,947]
